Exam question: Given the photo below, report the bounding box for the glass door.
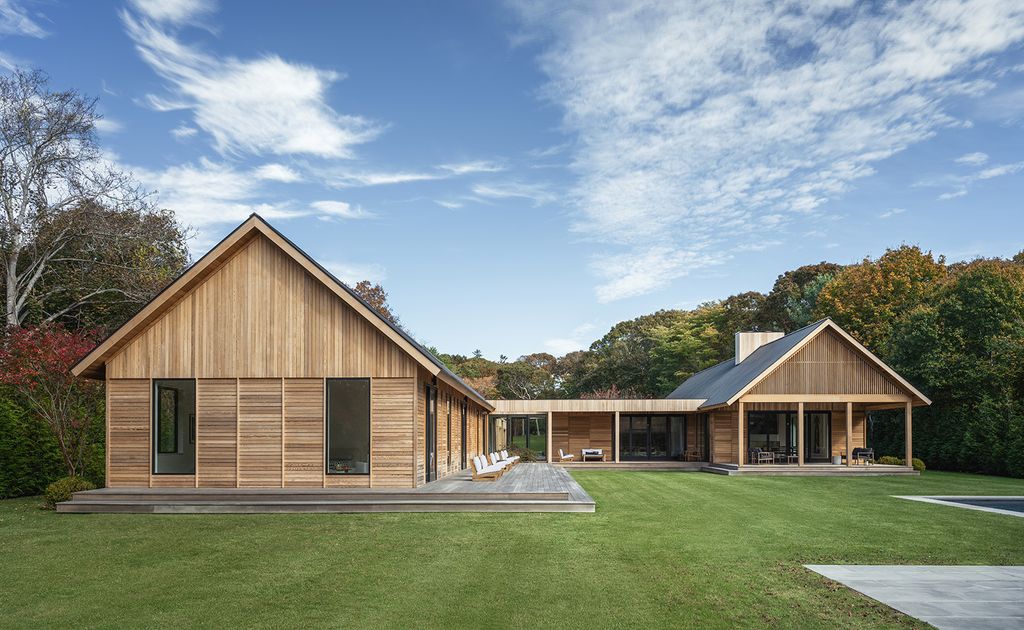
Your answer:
[804,412,831,462]
[649,416,668,458]
[425,384,437,482]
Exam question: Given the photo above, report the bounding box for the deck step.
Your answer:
[701,464,919,476]
[69,489,569,503]
[56,498,595,514]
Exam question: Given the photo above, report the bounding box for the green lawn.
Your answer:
[2,471,1023,629]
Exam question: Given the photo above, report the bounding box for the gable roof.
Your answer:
[667,318,931,409]
[72,214,494,410]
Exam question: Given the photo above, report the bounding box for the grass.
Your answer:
[1,471,1023,629]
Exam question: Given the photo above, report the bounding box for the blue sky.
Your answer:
[3,0,1024,358]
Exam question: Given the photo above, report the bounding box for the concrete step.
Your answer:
[701,464,919,476]
[70,489,569,502]
[56,498,595,514]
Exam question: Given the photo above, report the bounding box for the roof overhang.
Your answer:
[489,399,706,414]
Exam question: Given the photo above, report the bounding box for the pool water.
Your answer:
[947,498,1024,513]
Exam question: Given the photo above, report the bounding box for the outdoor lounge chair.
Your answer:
[489,452,514,469]
[851,447,875,465]
[581,448,604,462]
[558,449,574,462]
[470,455,503,481]
[500,449,520,464]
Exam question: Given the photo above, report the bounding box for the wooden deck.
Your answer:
[702,463,918,476]
[57,463,595,514]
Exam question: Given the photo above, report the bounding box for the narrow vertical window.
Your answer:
[326,379,370,475]
[153,379,196,474]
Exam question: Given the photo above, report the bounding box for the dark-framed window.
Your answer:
[326,378,371,475]
[152,379,196,475]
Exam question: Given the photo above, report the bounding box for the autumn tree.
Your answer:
[0,324,102,477]
[760,262,844,331]
[814,246,945,353]
[0,69,176,328]
[351,280,400,326]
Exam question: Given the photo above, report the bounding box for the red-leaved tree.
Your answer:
[0,325,101,477]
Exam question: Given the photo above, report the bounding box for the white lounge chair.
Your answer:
[558,449,574,462]
[470,455,503,481]
[490,452,514,469]
[500,449,520,464]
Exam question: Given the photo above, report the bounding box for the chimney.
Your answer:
[735,331,784,364]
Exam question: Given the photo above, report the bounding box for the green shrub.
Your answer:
[43,476,95,509]
[874,455,926,472]
[0,394,65,499]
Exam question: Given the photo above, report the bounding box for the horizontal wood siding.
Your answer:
[551,413,614,459]
[750,329,905,396]
[238,379,283,487]
[107,379,150,487]
[283,379,323,487]
[197,379,237,487]
[711,409,737,464]
[370,377,415,488]
[106,235,418,380]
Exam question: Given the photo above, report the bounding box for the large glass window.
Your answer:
[152,379,195,474]
[487,415,547,458]
[621,415,689,460]
[326,379,370,475]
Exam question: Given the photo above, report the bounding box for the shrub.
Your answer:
[43,476,95,509]
[874,455,926,472]
[508,445,540,462]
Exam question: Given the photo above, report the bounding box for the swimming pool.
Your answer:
[895,495,1024,518]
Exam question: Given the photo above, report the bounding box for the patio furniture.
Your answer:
[681,448,703,462]
[558,449,574,462]
[470,455,503,481]
[500,449,520,464]
[581,448,605,462]
[748,448,774,464]
[851,447,875,465]
[489,452,514,469]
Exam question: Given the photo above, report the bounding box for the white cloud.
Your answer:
[121,8,380,158]
[434,200,463,209]
[253,163,302,183]
[328,170,441,187]
[977,161,1024,179]
[0,0,47,38]
[543,322,597,355]
[955,151,989,166]
[938,189,967,200]
[127,0,214,25]
[171,123,198,140]
[94,117,123,133]
[438,160,504,175]
[510,0,1024,301]
[878,207,907,219]
[470,181,556,206]
[321,260,387,285]
[929,160,1024,199]
[310,200,372,219]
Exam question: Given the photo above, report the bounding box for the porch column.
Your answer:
[846,401,853,467]
[737,400,745,466]
[797,401,805,466]
[614,411,620,463]
[546,411,553,463]
[905,401,913,467]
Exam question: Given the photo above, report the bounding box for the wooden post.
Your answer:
[905,400,913,468]
[846,401,853,467]
[737,401,745,466]
[797,401,804,466]
[546,411,553,463]
[614,411,621,463]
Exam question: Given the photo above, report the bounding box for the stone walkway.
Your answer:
[806,565,1024,630]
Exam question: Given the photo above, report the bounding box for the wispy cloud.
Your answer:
[94,117,123,134]
[925,159,1024,200]
[321,260,387,285]
[253,163,302,183]
[170,123,198,140]
[310,200,372,220]
[437,160,504,175]
[879,207,907,219]
[955,151,989,166]
[127,0,214,26]
[434,199,463,209]
[327,169,442,188]
[510,0,1024,301]
[543,322,596,356]
[470,181,555,206]
[121,6,381,158]
[0,0,47,38]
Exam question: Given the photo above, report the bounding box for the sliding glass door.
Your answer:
[804,412,831,462]
[620,415,687,460]
[745,410,831,463]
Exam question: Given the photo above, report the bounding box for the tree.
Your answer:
[495,359,556,400]
[783,272,834,329]
[0,324,102,477]
[351,280,400,326]
[814,246,945,353]
[0,69,161,327]
[760,262,843,331]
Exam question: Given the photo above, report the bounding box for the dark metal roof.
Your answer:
[666,320,828,408]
